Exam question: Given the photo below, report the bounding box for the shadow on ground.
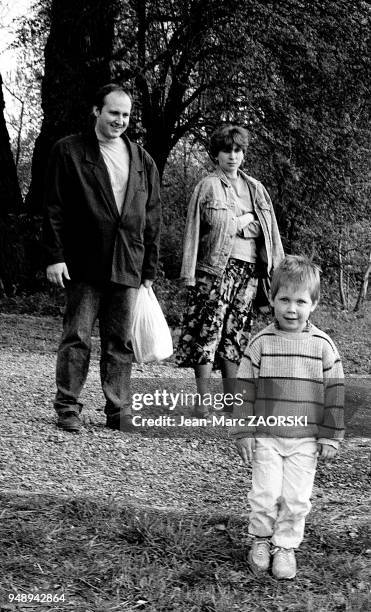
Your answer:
[0,492,369,612]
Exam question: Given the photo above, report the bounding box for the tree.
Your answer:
[0,74,25,294]
[239,1,370,273]
[25,0,119,215]
[161,137,208,277]
[5,1,47,197]
[354,251,371,311]
[21,0,370,306]
[26,0,267,187]
[0,73,23,215]
[113,0,267,176]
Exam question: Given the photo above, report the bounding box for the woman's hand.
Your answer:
[237,213,256,234]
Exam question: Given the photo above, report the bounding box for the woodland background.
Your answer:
[0,0,370,320]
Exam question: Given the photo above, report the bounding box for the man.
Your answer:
[43,83,161,433]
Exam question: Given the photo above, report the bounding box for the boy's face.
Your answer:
[270,284,318,333]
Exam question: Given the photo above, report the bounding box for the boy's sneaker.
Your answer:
[57,411,81,433]
[272,547,296,579]
[248,538,271,572]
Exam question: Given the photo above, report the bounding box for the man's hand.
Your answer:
[142,279,153,288]
[317,443,337,462]
[235,436,256,464]
[46,263,70,288]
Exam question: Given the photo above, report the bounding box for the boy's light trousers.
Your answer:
[248,436,318,549]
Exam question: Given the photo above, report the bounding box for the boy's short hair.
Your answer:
[209,124,249,160]
[271,255,321,302]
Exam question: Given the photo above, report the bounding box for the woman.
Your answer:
[176,124,284,415]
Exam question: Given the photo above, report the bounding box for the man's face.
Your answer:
[94,91,132,140]
[270,284,318,333]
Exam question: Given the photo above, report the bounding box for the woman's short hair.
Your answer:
[270,255,321,303]
[209,125,249,160]
[93,83,132,111]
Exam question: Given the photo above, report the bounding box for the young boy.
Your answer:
[233,255,344,579]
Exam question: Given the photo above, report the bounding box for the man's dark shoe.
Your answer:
[57,411,81,432]
[106,413,136,432]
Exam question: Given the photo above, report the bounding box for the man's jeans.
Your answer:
[248,436,318,549]
[54,281,138,417]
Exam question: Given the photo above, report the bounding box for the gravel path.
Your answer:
[0,347,244,514]
[0,314,370,530]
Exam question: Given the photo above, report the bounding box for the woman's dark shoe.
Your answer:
[190,407,210,418]
[222,405,234,414]
[106,414,136,432]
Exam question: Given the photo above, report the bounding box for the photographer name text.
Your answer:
[132,415,308,428]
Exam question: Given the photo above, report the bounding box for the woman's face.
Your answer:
[216,144,244,177]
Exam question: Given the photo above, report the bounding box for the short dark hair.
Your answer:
[209,124,249,160]
[271,255,321,303]
[93,83,132,111]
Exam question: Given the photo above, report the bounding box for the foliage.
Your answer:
[1,0,369,308]
[240,1,371,272]
[166,0,370,306]
[4,1,49,195]
[161,137,210,279]
[0,215,24,295]
[114,0,370,304]
[0,73,23,215]
[112,0,266,175]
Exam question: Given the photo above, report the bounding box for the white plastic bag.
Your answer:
[131,286,173,363]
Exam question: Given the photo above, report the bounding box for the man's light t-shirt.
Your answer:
[97,135,130,215]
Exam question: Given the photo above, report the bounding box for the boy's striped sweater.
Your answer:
[233,322,345,447]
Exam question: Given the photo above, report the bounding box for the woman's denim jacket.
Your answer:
[180,167,284,291]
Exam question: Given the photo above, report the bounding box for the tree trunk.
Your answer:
[354,252,371,312]
[25,0,118,215]
[0,74,24,293]
[143,122,173,179]
[0,73,23,216]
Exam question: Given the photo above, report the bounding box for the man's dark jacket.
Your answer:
[43,129,161,287]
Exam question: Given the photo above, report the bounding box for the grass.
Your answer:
[0,494,370,612]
